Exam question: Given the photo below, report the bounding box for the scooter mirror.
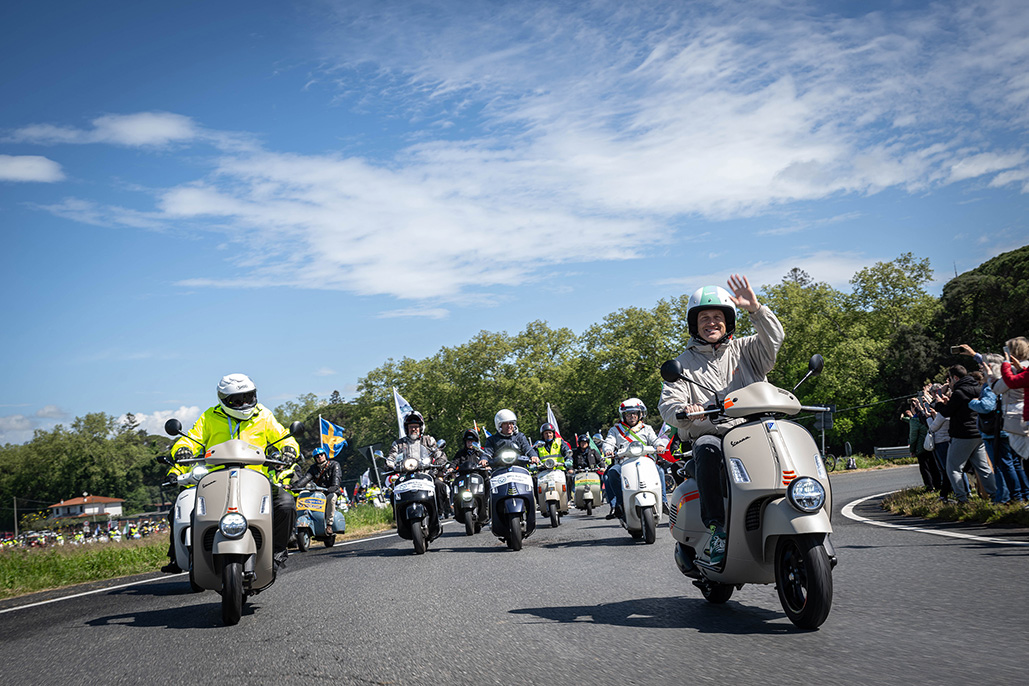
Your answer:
[156,454,172,465]
[289,421,305,437]
[660,359,684,383]
[808,354,824,375]
[164,418,183,436]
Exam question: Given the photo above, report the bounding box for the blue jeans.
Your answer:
[984,435,1025,502]
[604,464,622,511]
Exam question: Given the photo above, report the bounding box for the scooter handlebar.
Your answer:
[800,405,832,413]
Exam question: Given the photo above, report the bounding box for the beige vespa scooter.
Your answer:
[165,418,302,626]
[660,355,836,630]
[536,457,569,527]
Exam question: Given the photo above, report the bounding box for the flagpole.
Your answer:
[369,446,382,488]
[319,414,324,453]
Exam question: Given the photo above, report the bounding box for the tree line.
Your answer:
[2,246,1026,529]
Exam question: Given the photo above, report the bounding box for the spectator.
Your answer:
[964,351,1027,503]
[902,398,942,491]
[993,337,1029,499]
[933,364,997,503]
[923,383,956,501]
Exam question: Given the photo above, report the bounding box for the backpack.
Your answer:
[976,395,1002,437]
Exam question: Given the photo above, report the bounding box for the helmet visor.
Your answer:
[223,390,257,409]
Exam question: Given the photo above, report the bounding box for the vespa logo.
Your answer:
[730,436,750,447]
[201,481,214,489]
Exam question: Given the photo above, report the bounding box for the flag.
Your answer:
[319,417,348,457]
[360,469,371,488]
[393,387,416,438]
[546,403,562,439]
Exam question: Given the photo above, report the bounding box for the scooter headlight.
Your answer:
[402,457,419,472]
[497,449,518,465]
[461,491,473,500]
[219,513,248,539]
[543,457,557,469]
[190,465,209,480]
[787,477,825,513]
[627,443,644,457]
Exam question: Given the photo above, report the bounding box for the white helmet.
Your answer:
[494,409,517,433]
[619,398,646,422]
[217,373,258,421]
[686,285,737,343]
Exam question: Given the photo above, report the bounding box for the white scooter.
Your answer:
[660,354,836,630]
[535,457,569,528]
[166,463,209,592]
[612,442,663,543]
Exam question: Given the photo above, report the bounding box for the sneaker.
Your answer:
[605,511,616,520]
[160,561,182,574]
[272,550,288,570]
[702,525,726,566]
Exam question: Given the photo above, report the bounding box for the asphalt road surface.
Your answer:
[1,465,1026,685]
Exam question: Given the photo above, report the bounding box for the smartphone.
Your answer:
[949,345,963,354]
[1004,345,1011,356]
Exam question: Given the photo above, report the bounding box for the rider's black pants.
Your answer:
[694,436,725,529]
[272,487,296,555]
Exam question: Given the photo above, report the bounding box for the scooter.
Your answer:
[294,486,347,551]
[164,417,303,626]
[489,446,536,551]
[612,442,663,543]
[451,456,490,536]
[660,354,836,630]
[572,464,604,515]
[536,457,568,527]
[387,445,442,555]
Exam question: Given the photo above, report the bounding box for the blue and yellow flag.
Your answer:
[319,417,348,457]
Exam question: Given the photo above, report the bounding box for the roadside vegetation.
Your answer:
[882,487,1029,527]
[0,503,396,600]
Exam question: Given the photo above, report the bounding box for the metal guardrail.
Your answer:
[874,446,911,460]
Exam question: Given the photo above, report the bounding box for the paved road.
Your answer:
[1,465,1026,685]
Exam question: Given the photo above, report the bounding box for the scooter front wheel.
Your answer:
[221,559,244,625]
[774,534,833,630]
[642,506,656,544]
[296,530,310,552]
[549,507,559,528]
[188,550,203,593]
[412,522,427,555]
[585,502,592,516]
[507,513,523,551]
[698,579,734,604]
[462,509,475,536]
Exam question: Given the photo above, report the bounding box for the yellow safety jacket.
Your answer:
[536,438,569,468]
[169,403,300,485]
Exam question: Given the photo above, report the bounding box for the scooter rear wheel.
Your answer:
[463,509,475,536]
[774,534,833,630]
[221,560,244,626]
[412,522,427,555]
[506,513,523,551]
[699,579,734,604]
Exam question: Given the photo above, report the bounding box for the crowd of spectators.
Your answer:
[909,337,1029,507]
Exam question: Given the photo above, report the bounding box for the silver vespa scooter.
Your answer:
[164,418,302,625]
[660,355,836,629]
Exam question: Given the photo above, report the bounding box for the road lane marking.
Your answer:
[0,526,443,615]
[841,491,1029,547]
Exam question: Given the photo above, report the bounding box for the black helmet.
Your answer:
[540,422,556,436]
[404,412,424,433]
[462,429,479,443]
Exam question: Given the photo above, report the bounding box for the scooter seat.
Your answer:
[681,459,696,481]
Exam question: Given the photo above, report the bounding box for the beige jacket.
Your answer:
[658,305,784,440]
[991,359,1028,437]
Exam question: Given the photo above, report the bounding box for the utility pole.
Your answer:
[13,497,18,538]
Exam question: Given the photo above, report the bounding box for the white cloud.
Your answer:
[315,367,337,376]
[35,405,66,419]
[0,415,33,433]
[377,307,451,320]
[0,155,65,182]
[658,251,878,292]
[119,406,203,437]
[9,112,201,147]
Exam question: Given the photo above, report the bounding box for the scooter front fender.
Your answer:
[633,492,657,508]
[761,499,833,561]
[212,529,257,556]
[502,498,526,515]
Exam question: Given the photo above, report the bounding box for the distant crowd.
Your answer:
[901,337,1029,505]
[1,519,167,550]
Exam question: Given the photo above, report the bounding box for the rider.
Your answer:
[601,398,662,520]
[535,422,572,495]
[658,274,784,565]
[386,412,447,515]
[292,447,343,535]
[453,429,489,467]
[571,434,602,470]
[165,373,300,572]
[483,409,538,462]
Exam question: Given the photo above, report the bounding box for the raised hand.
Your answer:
[727,274,760,313]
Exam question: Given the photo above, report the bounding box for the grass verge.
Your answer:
[0,503,397,600]
[830,454,918,471]
[882,487,1029,527]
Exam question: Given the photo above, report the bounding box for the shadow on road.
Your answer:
[539,536,645,549]
[86,601,244,629]
[107,580,196,598]
[509,596,795,635]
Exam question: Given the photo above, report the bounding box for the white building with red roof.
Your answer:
[49,494,125,519]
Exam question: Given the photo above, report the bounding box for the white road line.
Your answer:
[841,491,1029,547]
[0,527,428,615]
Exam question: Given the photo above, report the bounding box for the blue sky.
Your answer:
[2,0,1027,443]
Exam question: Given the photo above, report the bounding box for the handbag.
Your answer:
[923,431,935,452]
